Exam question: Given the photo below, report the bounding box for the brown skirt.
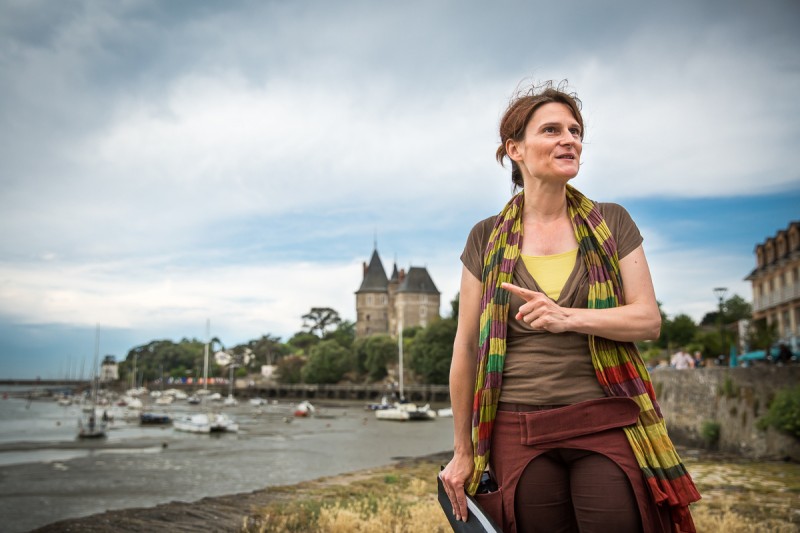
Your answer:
[474,397,672,533]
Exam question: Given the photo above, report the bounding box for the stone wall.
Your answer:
[651,366,800,460]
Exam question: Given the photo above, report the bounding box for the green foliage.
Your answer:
[276,354,306,384]
[354,335,397,381]
[302,307,342,337]
[718,375,739,398]
[408,318,457,385]
[700,420,721,449]
[748,318,779,353]
[661,313,697,349]
[323,320,355,349]
[119,339,215,385]
[246,334,290,366]
[450,293,460,320]
[757,385,800,438]
[287,331,320,355]
[301,340,354,384]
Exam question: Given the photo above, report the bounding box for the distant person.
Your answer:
[777,344,793,365]
[692,351,704,368]
[439,81,699,532]
[671,349,694,369]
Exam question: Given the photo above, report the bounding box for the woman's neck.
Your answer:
[521,180,568,223]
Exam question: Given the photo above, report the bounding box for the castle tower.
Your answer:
[356,248,441,338]
[355,249,390,338]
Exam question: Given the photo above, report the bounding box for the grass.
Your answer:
[241,453,799,533]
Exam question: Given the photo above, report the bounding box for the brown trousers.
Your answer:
[474,398,672,533]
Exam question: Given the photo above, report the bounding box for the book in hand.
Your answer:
[437,475,501,533]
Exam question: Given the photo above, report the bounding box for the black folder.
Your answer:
[437,475,502,532]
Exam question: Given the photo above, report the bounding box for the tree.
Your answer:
[276,354,306,384]
[700,294,752,325]
[748,318,779,356]
[408,318,457,384]
[287,331,320,354]
[301,340,354,384]
[323,320,355,349]
[450,293,460,321]
[247,334,289,366]
[662,314,697,349]
[361,335,398,381]
[302,307,342,337]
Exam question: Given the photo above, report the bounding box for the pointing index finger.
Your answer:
[501,282,536,301]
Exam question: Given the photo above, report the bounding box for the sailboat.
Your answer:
[78,325,108,438]
[375,311,435,422]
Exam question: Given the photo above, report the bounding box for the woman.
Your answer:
[439,82,700,533]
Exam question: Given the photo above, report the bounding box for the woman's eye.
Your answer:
[569,128,581,136]
[543,126,556,134]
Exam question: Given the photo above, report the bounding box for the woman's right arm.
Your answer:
[439,264,482,522]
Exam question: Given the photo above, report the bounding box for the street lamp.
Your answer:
[713,287,728,361]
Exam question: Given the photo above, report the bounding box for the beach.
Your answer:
[0,389,453,533]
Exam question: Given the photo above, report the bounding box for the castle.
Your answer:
[355,248,441,338]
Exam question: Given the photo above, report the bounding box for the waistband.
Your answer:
[497,402,567,412]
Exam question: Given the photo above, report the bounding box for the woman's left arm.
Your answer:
[503,244,661,342]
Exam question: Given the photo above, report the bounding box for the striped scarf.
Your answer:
[468,185,700,531]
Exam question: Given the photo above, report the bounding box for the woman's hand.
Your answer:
[439,451,475,522]
[501,282,572,333]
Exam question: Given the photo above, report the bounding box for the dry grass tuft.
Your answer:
[243,454,799,533]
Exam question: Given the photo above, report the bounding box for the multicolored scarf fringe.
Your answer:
[468,185,700,531]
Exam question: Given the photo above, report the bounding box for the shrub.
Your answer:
[757,385,800,438]
[700,420,721,449]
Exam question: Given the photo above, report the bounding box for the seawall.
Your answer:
[651,366,800,461]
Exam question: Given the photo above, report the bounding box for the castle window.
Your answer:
[420,306,427,317]
[367,294,373,305]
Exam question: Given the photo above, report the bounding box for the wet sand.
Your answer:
[0,398,454,532]
[31,451,453,532]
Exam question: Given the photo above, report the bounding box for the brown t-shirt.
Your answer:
[461,203,643,405]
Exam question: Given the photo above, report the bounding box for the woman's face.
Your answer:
[508,102,582,184]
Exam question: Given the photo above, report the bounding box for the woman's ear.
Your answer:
[506,138,522,163]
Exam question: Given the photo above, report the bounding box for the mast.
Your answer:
[92,325,100,407]
[398,306,404,401]
[203,319,210,391]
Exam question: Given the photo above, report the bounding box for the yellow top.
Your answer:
[521,248,578,301]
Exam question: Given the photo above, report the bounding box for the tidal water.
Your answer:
[0,386,454,532]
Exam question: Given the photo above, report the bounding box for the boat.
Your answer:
[375,402,436,421]
[187,395,201,405]
[209,412,239,432]
[140,412,172,425]
[374,317,434,421]
[294,400,315,417]
[78,326,108,439]
[173,413,239,433]
[155,395,174,406]
[174,414,212,433]
[249,397,267,406]
[436,407,453,417]
[365,395,393,411]
[223,394,238,407]
[78,410,108,438]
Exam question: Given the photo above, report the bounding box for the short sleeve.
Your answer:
[598,203,643,260]
[460,216,496,280]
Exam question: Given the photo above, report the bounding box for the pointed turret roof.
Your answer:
[390,263,400,283]
[356,249,389,293]
[397,266,440,294]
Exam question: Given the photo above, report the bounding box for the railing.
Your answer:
[753,282,800,312]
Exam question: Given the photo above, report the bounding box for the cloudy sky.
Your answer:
[1,0,798,379]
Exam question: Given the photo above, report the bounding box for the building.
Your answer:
[745,221,800,350]
[99,355,119,383]
[355,248,441,338]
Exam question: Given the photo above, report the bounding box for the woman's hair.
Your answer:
[496,80,584,188]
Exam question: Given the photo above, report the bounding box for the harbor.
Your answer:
[0,386,453,533]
